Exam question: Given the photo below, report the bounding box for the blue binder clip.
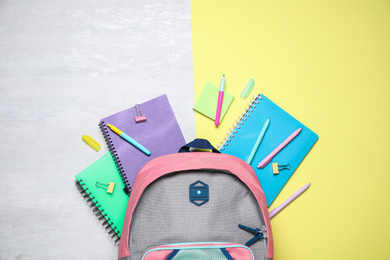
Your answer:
[189,180,209,206]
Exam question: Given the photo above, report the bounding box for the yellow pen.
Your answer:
[107,124,151,156]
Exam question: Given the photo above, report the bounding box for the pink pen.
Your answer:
[257,128,302,169]
[215,74,225,126]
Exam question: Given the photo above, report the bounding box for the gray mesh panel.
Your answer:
[129,170,267,260]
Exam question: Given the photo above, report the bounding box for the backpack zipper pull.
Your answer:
[238,224,267,247]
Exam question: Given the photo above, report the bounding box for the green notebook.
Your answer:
[75,152,129,242]
[193,82,234,122]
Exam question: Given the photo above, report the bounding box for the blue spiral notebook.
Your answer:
[219,94,318,206]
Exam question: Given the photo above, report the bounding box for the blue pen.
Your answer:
[107,123,151,156]
[246,118,270,165]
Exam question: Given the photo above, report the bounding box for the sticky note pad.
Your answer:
[193,82,234,122]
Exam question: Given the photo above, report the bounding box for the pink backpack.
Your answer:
[118,139,274,260]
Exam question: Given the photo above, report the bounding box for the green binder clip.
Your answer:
[241,79,255,98]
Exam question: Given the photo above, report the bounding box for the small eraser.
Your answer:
[241,79,255,98]
[135,115,146,123]
[82,135,101,151]
[272,163,279,174]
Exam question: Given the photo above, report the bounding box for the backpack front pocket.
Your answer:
[141,242,255,260]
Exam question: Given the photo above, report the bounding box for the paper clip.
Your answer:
[272,163,290,175]
[134,104,146,123]
[96,181,115,194]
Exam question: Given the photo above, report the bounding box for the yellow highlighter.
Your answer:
[82,135,101,151]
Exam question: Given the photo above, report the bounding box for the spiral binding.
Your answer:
[75,180,121,244]
[218,94,262,151]
[99,121,131,195]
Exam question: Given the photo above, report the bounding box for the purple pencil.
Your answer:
[269,183,311,219]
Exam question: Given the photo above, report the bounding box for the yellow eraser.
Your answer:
[272,163,279,174]
[82,135,101,151]
[107,182,115,194]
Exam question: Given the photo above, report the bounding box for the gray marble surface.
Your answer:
[0,1,194,259]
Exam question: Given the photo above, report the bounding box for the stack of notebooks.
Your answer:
[75,95,186,243]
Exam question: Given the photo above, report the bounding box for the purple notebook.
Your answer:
[99,95,186,193]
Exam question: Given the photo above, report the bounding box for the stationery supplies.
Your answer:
[241,79,255,98]
[272,163,290,175]
[82,135,101,151]
[134,104,146,123]
[219,94,318,206]
[100,95,186,193]
[215,74,225,126]
[193,82,234,122]
[269,183,311,219]
[107,123,151,156]
[257,128,302,169]
[96,181,116,194]
[118,139,273,260]
[245,118,270,165]
[75,152,129,242]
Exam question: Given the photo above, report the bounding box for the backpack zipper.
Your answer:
[238,224,267,247]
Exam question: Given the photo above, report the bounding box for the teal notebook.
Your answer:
[219,94,318,207]
[75,152,129,243]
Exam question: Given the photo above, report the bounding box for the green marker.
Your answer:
[246,118,270,165]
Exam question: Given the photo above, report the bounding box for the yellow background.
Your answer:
[191,0,390,259]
